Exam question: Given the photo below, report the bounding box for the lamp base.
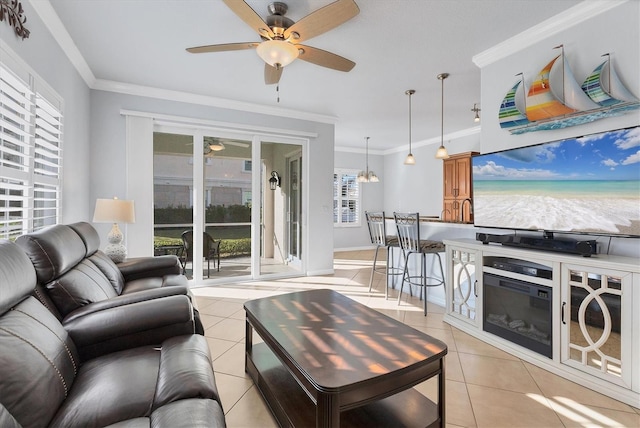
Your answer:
[105,223,127,263]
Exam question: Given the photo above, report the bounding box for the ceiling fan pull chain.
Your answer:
[277,83,280,103]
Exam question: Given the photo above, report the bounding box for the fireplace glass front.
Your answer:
[483,273,552,358]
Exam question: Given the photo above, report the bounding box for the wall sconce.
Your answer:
[472,103,481,123]
[269,171,281,190]
[92,197,136,263]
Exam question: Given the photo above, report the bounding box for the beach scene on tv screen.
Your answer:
[473,127,640,236]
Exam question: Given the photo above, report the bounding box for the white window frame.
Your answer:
[0,43,63,240]
[333,169,360,227]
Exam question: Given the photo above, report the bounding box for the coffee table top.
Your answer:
[244,289,448,391]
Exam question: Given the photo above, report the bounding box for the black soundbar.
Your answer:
[476,233,597,257]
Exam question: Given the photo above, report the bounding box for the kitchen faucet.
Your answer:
[460,198,473,222]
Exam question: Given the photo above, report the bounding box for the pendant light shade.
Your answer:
[435,73,450,159]
[357,137,379,183]
[404,89,416,165]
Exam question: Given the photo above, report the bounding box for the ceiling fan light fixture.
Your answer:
[209,142,225,151]
[256,39,299,68]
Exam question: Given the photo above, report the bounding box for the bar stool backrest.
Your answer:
[365,211,388,246]
[394,212,421,253]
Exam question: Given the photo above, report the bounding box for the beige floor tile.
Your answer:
[205,317,246,342]
[546,398,640,427]
[445,351,465,383]
[523,361,636,413]
[459,353,541,394]
[467,383,564,427]
[200,313,225,330]
[199,298,245,317]
[212,342,247,378]
[224,385,279,428]
[405,310,453,331]
[415,379,476,427]
[206,337,237,361]
[451,329,520,360]
[213,372,254,415]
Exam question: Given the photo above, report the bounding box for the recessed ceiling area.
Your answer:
[48,0,583,151]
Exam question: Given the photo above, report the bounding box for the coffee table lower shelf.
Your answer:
[247,343,441,428]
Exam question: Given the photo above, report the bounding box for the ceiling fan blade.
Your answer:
[297,45,355,72]
[284,0,359,44]
[264,63,283,85]
[186,42,258,54]
[222,0,275,39]
[225,141,250,148]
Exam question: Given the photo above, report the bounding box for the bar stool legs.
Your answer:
[368,244,402,299]
[398,250,445,315]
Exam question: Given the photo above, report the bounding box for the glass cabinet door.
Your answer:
[561,265,631,388]
[448,247,478,325]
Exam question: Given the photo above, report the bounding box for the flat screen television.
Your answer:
[472,126,640,238]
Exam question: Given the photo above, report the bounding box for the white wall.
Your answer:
[88,90,336,274]
[1,1,92,222]
[383,132,481,217]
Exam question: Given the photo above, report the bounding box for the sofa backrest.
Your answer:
[15,224,124,318]
[0,240,79,428]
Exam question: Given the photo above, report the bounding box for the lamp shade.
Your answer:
[93,198,135,224]
[256,40,299,68]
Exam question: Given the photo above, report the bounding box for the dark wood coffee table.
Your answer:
[244,289,447,427]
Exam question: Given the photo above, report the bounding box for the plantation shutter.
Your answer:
[333,170,360,225]
[0,65,33,239]
[0,58,63,239]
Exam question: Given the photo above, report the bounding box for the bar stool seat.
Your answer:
[394,212,446,315]
[365,211,403,299]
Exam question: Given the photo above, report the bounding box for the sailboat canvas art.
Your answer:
[499,48,639,134]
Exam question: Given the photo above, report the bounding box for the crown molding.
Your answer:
[94,79,338,124]
[472,0,627,68]
[28,0,95,87]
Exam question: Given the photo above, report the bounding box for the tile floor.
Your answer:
[191,250,640,428]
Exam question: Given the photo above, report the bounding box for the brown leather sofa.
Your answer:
[15,222,204,357]
[0,239,226,427]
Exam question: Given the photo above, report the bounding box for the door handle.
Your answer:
[561,302,566,324]
[474,279,478,297]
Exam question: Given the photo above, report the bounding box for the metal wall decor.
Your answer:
[0,0,30,40]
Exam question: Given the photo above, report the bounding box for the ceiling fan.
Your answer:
[186,0,359,85]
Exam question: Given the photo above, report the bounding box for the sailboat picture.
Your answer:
[499,48,639,134]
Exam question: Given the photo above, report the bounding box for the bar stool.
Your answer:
[393,212,446,315]
[365,211,402,299]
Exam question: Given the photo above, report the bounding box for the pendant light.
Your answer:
[404,89,416,165]
[357,137,379,183]
[435,73,450,159]
[472,103,481,123]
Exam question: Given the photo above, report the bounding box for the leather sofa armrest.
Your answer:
[63,295,196,361]
[62,286,192,324]
[118,255,183,280]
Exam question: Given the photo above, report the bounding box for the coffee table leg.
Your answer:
[316,393,340,427]
[439,358,446,426]
[245,318,253,371]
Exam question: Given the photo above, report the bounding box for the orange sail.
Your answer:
[526,56,576,121]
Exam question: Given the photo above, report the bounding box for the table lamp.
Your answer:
[93,197,135,263]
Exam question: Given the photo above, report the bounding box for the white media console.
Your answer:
[443,238,640,407]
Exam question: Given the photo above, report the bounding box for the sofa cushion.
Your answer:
[48,335,221,427]
[68,221,101,256]
[16,224,87,284]
[45,258,119,317]
[89,251,127,294]
[0,240,37,314]
[0,297,79,428]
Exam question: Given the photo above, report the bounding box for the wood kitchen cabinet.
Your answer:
[442,151,478,222]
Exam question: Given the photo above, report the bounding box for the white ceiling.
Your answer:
[48,0,584,152]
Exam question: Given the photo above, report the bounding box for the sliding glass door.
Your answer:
[153,126,304,283]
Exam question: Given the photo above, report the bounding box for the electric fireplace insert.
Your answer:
[483,273,552,358]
